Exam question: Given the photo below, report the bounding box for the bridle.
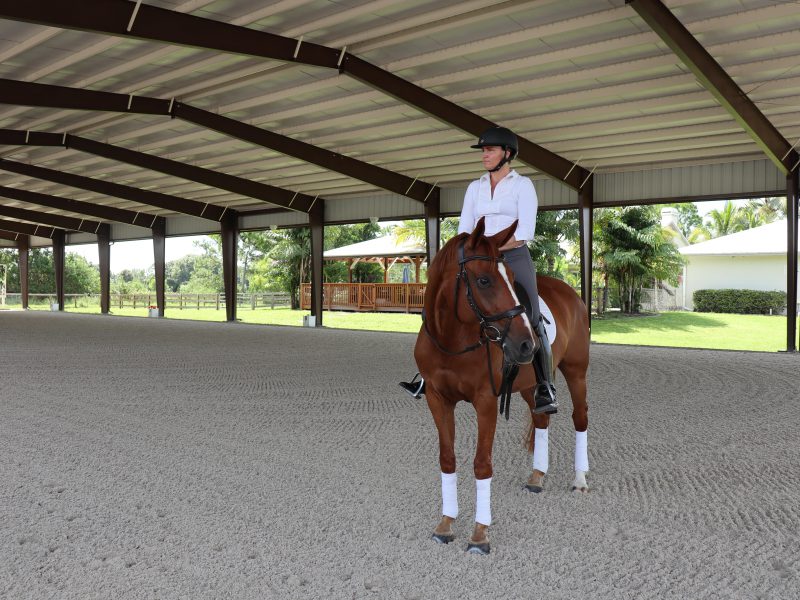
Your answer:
[422,238,528,416]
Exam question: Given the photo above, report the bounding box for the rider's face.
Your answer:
[481,145,507,170]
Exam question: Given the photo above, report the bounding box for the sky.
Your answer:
[64,199,757,273]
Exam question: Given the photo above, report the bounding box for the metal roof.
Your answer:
[323,234,426,260]
[0,0,798,245]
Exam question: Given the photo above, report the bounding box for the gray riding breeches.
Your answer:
[502,245,540,324]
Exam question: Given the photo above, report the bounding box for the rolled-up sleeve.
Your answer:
[458,182,479,234]
[514,178,538,242]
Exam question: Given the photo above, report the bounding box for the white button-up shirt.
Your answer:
[457,170,538,242]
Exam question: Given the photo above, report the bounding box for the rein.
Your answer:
[422,239,526,419]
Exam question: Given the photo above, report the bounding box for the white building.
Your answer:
[679,219,798,311]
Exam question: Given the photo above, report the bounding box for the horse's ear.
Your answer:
[490,220,518,249]
[466,217,486,250]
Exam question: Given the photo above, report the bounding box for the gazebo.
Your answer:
[301,235,427,312]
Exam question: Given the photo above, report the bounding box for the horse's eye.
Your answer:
[476,276,491,288]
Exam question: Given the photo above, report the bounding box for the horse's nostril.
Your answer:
[520,340,533,356]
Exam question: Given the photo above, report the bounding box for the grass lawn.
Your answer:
[18,303,787,352]
[590,310,786,353]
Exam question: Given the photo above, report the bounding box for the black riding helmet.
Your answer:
[471,126,518,172]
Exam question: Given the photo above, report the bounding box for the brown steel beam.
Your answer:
[0,156,224,222]
[0,230,20,242]
[53,229,65,311]
[578,179,594,326]
[0,182,163,229]
[309,200,324,327]
[220,210,239,322]
[152,219,166,317]
[626,0,795,174]
[424,194,441,266]
[0,216,58,238]
[97,224,111,314]
[173,104,436,203]
[787,169,799,352]
[0,79,438,202]
[17,234,29,309]
[0,128,317,213]
[0,202,105,234]
[0,1,585,190]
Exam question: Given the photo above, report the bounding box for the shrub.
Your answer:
[694,289,786,314]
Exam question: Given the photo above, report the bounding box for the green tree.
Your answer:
[594,206,684,314]
[658,203,702,238]
[691,201,742,241]
[529,210,579,278]
[392,217,460,246]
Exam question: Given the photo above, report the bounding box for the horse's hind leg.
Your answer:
[521,388,550,493]
[561,362,589,492]
[426,389,458,543]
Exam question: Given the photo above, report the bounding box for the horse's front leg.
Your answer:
[521,388,550,493]
[426,388,458,544]
[468,394,498,555]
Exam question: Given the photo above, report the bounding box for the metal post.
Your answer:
[152,219,166,317]
[424,192,441,266]
[52,229,65,311]
[17,234,29,309]
[97,224,111,314]
[309,200,325,327]
[787,165,799,352]
[220,211,239,322]
[578,177,594,326]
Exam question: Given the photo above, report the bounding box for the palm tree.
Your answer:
[392,217,460,245]
[704,201,743,238]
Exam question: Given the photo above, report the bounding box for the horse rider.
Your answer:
[399,126,558,415]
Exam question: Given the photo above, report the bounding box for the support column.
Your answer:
[424,192,440,266]
[97,224,111,314]
[578,177,594,326]
[309,200,325,327]
[52,229,65,311]
[152,219,166,317]
[787,166,799,352]
[221,210,239,322]
[17,234,29,309]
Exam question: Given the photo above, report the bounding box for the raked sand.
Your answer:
[1,311,798,599]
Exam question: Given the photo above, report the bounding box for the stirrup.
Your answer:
[399,373,425,399]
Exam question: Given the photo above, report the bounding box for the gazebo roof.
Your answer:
[324,236,426,261]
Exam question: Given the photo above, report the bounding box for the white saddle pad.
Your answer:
[538,297,557,344]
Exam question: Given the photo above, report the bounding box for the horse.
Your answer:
[414,217,590,554]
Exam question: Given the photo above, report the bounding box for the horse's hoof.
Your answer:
[525,483,543,493]
[432,533,454,544]
[466,542,490,555]
[572,486,589,493]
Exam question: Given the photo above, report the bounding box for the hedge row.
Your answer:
[693,289,786,314]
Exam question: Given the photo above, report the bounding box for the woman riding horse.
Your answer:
[400,126,558,415]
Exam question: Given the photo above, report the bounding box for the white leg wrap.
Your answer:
[441,472,458,518]
[532,427,549,474]
[475,477,492,526]
[575,430,589,472]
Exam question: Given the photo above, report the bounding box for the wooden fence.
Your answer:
[1,292,292,310]
[300,283,425,312]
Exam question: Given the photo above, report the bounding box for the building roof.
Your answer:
[0,1,797,247]
[679,219,790,256]
[324,236,426,260]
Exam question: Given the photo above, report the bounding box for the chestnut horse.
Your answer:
[415,218,590,554]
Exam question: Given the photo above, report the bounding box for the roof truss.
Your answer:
[0,78,439,204]
[0,202,106,235]
[0,0,586,190]
[626,0,797,174]
[0,184,165,229]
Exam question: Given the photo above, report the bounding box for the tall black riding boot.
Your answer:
[531,319,558,415]
[399,373,425,399]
